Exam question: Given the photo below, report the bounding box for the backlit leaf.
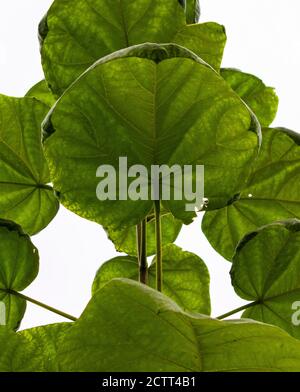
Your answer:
[231,219,300,339]
[20,323,71,371]
[221,68,279,127]
[202,127,300,260]
[40,0,225,95]
[0,220,39,330]
[1,280,300,371]
[26,80,56,107]
[92,244,211,314]
[105,210,182,256]
[0,327,41,371]
[0,95,59,235]
[43,43,260,229]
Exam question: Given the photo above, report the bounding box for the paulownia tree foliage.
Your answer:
[0,0,299,372]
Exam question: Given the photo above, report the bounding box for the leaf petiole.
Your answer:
[217,301,259,320]
[136,219,148,284]
[154,200,163,292]
[2,289,77,322]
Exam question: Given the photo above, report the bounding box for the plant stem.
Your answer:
[140,219,148,284]
[217,301,259,320]
[154,200,163,292]
[136,220,148,284]
[4,289,77,322]
[136,221,142,259]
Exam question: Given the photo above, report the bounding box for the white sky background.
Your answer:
[0,0,299,329]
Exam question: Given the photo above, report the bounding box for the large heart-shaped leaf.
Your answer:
[92,244,211,314]
[43,43,260,230]
[0,220,39,330]
[231,219,300,339]
[202,127,300,260]
[221,68,279,127]
[0,95,59,235]
[105,210,182,256]
[39,0,225,95]
[26,80,56,107]
[8,279,300,371]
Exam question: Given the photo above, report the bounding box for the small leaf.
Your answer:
[92,256,138,290]
[105,211,182,256]
[0,220,39,330]
[231,219,300,339]
[202,127,300,260]
[43,43,260,229]
[0,95,59,235]
[26,80,56,107]
[92,244,211,314]
[40,0,225,95]
[221,68,279,127]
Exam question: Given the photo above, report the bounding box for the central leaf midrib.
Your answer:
[152,62,158,165]
[119,0,129,47]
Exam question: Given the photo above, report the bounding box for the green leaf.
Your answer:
[221,68,279,127]
[0,220,39,330]
[43,280,300,371]
[20,323,71,371]
[92,244,211,314]
[1,279,299,371]
[0,94,59,235]
[231,219,300,340]
[40,0,226,95]
[0,326,41,371]
[26,80,56,107]
[105,210,182,256]
[93,256,138,288]
[202,127,300,260]
[43,43,260,229]
[185,0,201,24]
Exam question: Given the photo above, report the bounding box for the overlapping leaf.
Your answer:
[3,279,300,371]
[105,210,182,256]
[231,219,300,339]
[202,127,300,260]
[39,0,225,95]
[92,244,211,314]
[0,220,39,330]
[0,94,59,235]
[26,80,56,107]
[221,68,279,127]
[43,43,260,230]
